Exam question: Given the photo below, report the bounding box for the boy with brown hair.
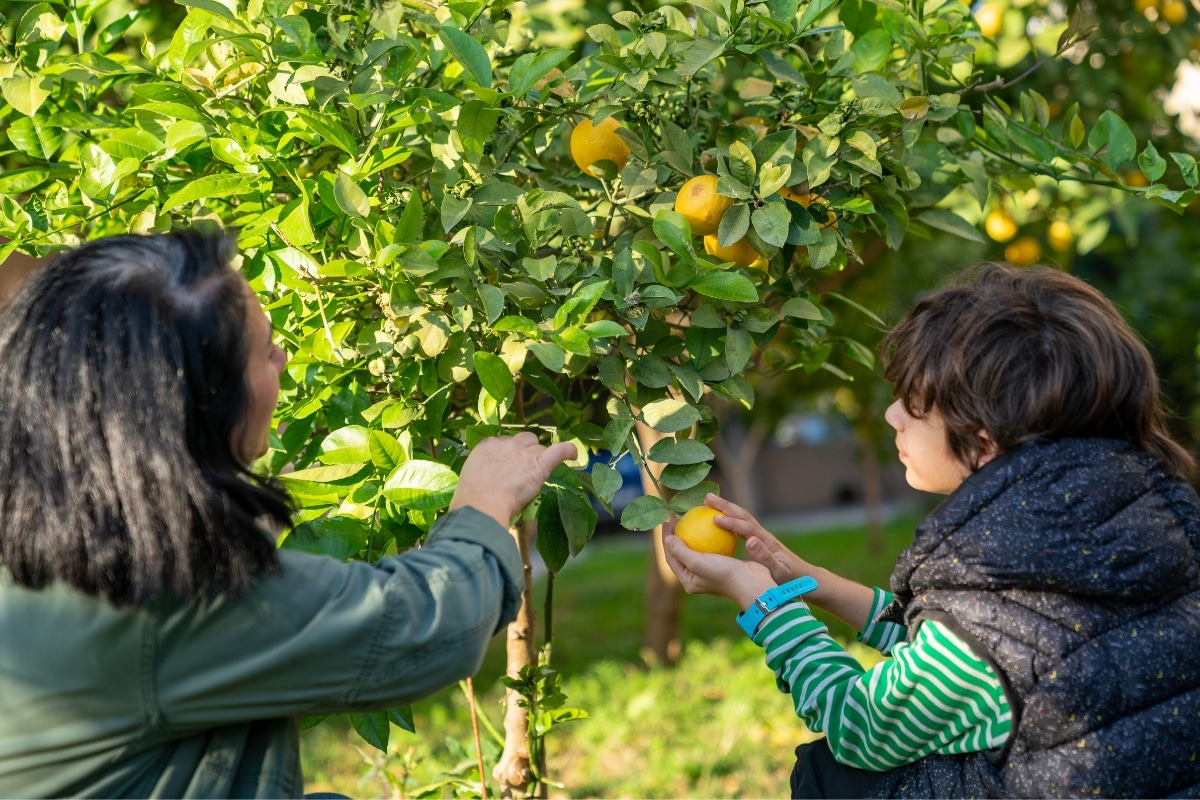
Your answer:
[664,263,1200,798]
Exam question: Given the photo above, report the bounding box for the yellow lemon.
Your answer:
[675,506,737,557]
[570,117,631,177]
[975,3,1004,37]
[1162,0,1187,24]
[1047,219,1074,251]
[1005,235,1042,266]
[777,187,838,228]
[985,209,1018,242]
[674,175,734,236]
[704,233,767,270]
[1122,169,1151,188]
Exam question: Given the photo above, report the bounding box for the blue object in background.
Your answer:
[587,450,643,524]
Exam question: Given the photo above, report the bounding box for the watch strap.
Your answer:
[736,575,819,638]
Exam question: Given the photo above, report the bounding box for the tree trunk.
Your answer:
[708,417,768,516]
[635,422,682,668]
[493,517,538,798]
[860,437,884,556]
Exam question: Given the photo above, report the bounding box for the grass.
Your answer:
[300,509,931,798]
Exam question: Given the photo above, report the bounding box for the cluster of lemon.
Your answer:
[1135,0,1189,24]
[568,115,836,272]
[985,208,1074,265]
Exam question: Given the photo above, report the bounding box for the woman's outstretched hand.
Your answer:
[701,493,811,586]
[450,433,579,527]
[662,516,775,610]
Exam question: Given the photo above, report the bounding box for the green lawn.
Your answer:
[301,509,931,798]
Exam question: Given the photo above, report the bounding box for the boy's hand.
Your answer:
[662,517,775,609]
[450,433,579,527]
[704,493,811,586]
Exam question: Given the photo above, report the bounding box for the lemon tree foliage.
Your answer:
[1,0,1193,763]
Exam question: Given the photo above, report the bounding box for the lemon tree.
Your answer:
[1,0,1194,794]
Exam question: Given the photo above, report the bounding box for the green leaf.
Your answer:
[582,319,628,338]
[1,75,53,117]
[320,426,372,464]
[439,26,493,88]
[751,201,790,247]
[641,399,701,432]
[917,209,984,243]
[1087,110,1136,172]
[660,463,710,491]
[334,171,371,221]
[536,490,570,572]
[689,271,758,303]
[162,173,260,211]
[389,706,415,734]
[349,711,390,752]
[383,460,459,510]
[781,296,824,321]
[278,197,316,247]
[620,494,670,531]
[653,210,695,260]
[527,341,566,372]
[718,203,750,248]
[282,517,371,560]
[725,326,753,373]
[1138,141,1167,183]
[646,438,714,465]
[178,0,241,25]
[509,48,571,97]
[370,430,409,471]
[590,462,623,502]
[293,108,358,156]
[728,140,757,188]
[1171,152,1198,188]
[458,100,499,161]
[474,351,515,403]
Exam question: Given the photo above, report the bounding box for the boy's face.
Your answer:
[884,400,974,494]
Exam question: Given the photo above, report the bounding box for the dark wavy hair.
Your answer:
[882,262,1194,479]
[0,231,292,607]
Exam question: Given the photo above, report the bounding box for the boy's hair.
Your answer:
[0,231,292,607]
[881,262,1194,479]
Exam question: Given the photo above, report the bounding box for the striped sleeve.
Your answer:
[857,588,906,655]
[754,603,1012,771]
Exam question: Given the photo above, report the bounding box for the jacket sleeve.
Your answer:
[152,506,522,732]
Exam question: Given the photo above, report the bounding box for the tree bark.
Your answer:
[0,247,46,309]
[635,422,682,668]
[493,517,538,798]
[860,436,885,556]
[708,417,768,516]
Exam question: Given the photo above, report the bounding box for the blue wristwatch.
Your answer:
[736,576,819,638]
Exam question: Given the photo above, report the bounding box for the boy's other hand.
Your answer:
[704,493,810,585]
[662,517,775,609]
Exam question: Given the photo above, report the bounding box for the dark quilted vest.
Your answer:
[866,437,1200,799]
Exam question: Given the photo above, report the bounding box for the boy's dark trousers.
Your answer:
[791,739,894,799]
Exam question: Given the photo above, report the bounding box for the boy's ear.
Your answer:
[976,429,999,468]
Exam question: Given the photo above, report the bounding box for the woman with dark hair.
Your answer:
[661,263,1200,798]
[0,231,576,797]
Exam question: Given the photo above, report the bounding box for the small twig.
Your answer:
[463,677,490,800]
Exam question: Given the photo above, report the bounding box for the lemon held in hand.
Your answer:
[674,175,734,236]
[570,117,631,177]
[674,506,738,557]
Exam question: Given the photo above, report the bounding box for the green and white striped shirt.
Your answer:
[754,588,1012,771]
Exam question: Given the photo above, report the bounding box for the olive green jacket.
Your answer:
[0,507,522,798]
